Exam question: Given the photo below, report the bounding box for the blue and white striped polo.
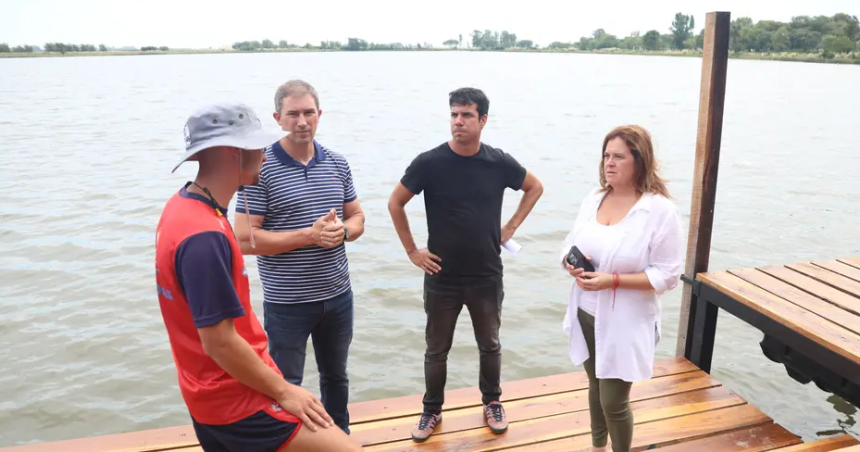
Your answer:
[236,139,357,304]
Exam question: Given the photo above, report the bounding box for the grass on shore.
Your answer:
[1,47,858,65]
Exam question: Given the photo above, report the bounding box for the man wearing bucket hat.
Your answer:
[155,103,363,452]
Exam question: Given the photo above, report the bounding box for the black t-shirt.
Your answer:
[400,142,527,283]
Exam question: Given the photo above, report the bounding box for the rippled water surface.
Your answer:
[1,51,859,446]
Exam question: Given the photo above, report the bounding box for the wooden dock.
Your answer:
[3,11,859,452]
[686,257,860,408]
[2,357,857,452]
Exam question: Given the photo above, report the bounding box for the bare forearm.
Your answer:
[241,228,314,255]
[344,212,365,242]
[505,184,543,229]
[388,203,417,254]
[205,335,290,402]
[618,272,655,291]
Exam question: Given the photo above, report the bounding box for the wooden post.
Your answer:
[675,11,731,365]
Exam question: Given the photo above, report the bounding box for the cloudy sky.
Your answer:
[1,0,857,49]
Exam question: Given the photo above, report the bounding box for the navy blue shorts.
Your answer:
[192,404,302,452]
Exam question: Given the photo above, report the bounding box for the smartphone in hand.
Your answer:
[565,246,595,273]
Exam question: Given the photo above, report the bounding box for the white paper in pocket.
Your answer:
[502,239,522,255]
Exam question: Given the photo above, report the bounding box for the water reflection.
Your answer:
[816,395,857,437]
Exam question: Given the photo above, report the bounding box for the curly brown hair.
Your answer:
[598,125,671,198]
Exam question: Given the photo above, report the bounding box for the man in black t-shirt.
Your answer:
[388,87,544,442]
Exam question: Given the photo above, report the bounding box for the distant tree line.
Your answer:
[0,43,169,53]
[0,44,34,53]
[232,39,302,51]
[571,12,859,57]
[468,30,535,50]
[5,13,857,59]
[232,31,535,52]
[233,38,436,52]
[729,13,859,57]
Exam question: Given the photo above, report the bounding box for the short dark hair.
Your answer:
[449,87,489,117]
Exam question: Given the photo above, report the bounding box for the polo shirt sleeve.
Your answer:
[175,231,245,328]
[341,157,358,203]
[235,180,268,216]
[400,153,426,195]
[501,151,527,191]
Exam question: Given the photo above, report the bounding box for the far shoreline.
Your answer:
[1,47,858,66]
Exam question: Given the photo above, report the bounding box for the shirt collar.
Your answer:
[272,139,327,168]
[180,182,229,216]
[594,189,654,213]
[631,192,654,213]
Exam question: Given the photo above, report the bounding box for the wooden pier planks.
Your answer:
[698,259,860,368]
[774,434,860,451]
[347,357,697,426]
[4,357,853,452]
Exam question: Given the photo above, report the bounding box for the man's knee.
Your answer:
[319,365,349,383]
[476,340,501,355]
[475,326,501,355]
[425,348,451,362]
[424,326,456,361]
[285,422,363,452]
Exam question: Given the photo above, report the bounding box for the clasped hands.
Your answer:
[564,256,616,291]
[312,209,345,248]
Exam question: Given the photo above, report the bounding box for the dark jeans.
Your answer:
[263,289,353,434]
[422,276,504,415]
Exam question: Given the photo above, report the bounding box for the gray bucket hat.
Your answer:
[173,103,286,173]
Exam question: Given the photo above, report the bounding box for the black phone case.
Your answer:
[566,246,595,272]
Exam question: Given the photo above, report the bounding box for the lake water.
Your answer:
[0,51,858,447]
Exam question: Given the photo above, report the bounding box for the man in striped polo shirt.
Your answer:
[234,80,365,434]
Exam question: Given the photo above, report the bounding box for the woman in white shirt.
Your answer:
[558,125,684,452]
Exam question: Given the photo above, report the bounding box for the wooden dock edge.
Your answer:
[1,357,855,452]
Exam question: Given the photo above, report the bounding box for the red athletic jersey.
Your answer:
[155,187,281,425]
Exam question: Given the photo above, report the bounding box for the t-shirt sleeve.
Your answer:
[501,151,527,190]
[340,157,358,203]
[235,177,268,216]
[400,153,426,195]
[175,231,246,328]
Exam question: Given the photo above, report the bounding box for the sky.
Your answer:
[1,0,857,49]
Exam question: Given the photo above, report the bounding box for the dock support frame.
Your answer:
[688,280,860,407]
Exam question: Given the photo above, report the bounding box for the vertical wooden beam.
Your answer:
[675,11,731,364]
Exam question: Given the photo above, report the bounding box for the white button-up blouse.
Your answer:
[559,188,684,383]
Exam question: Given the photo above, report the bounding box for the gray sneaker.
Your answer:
[484,402,508,434]
[411,412,442,442]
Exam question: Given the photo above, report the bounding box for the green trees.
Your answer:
[670,13,695,49]
[346,38,368,50]
[468,30,531,50]
[821,35,855,54]
[729,13,859,54]
[43,43,101,53]
[5,11,857,60]
[569,11,859,57]
[642,31,661,50]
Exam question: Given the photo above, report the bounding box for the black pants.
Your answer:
[422,276,504,415]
